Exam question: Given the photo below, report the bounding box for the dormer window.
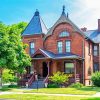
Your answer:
[59,31,69,37]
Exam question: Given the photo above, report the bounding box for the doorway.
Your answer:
[43,62,48,77]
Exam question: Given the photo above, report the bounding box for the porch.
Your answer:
[18,49,84,87]
[31,49,83,84]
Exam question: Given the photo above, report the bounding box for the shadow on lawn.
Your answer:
[76,86,100,92]
[0,85,20,91]
[0,87,11,91]
[82,98,100,100]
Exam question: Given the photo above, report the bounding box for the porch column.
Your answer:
[47,61,50,76]
[30,61,34,74]
[74,60,76,83]
[52,61,57,73]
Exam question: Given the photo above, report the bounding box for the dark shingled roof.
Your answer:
[33,49,83,59]
[84,30,100,43]
[22,10,47,36]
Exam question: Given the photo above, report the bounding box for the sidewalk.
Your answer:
[0,91,95,97]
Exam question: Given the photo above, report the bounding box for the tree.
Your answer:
[0,22,31,88]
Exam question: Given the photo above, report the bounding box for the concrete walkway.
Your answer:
[0,91,97,97]
[92,92,100,97]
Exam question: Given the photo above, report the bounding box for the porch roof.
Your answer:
[32,49,83,60]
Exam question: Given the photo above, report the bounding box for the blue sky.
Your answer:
[0,0,100,30]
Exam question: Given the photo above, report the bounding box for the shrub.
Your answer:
[91,71,100,87]
[49,71,69,86]
[69,82,83,88]
[47,83,59,88]
[8,84,19,88]
[2,69,19,84]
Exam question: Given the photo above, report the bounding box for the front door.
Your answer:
[43,62,48,77]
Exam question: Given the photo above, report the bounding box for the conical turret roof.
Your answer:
[22,10,47,36]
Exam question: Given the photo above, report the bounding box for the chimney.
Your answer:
[81,27,87,32]
[98,19,100,32]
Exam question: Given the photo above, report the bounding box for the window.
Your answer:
[66,41,71,52]
[30,42,35,55]
[93,45,98,56]
[59,31,69,37]
[65,63,74,74]
[93,63,99,72]
[58,41,63,53]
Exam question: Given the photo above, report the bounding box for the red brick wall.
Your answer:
[44,23,84,56]
[22,34,44,54]
[84,40,93,85]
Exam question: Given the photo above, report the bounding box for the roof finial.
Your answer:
[67,12,69,18]
[35,9,39,16]
[62,5,65,15]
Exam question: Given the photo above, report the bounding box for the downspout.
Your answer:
[82,40,85,85]
[99,43,100,70]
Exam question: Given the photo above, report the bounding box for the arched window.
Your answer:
[59,31,69,37]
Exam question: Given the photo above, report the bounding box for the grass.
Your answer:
[0,86,100,95]
[0,94,100,100]
[23,87,100,95]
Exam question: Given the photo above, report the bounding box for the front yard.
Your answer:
[23,87,100,95]
[0,94,100,100]
[0,86,100,100]
[0,86,100,95]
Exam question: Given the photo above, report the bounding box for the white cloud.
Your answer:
[66,0,100,30]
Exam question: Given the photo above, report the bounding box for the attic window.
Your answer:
[59,31,69,37]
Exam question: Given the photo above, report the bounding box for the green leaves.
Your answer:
[0,22,31,73]
[91,71,100,87]
[49,71,69,85]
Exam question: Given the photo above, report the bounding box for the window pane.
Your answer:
[59,31,69,37]
[94,51,97,56]
[93,63,99,72]
[58,41,62,53]
[94,46,97,50]
[30,42,35,54]
[30,42,34,48]
[65,63,74,73]
[66,41,70,52]
[30,48,35,54]
[93,45,98,56]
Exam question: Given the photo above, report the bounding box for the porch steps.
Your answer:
[29,79,45,89]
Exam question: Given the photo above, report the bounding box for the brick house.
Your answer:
[21,6,100,86]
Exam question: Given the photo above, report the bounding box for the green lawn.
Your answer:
[0,86,100,95]
[0,94,99,100]
[23,87,100,95]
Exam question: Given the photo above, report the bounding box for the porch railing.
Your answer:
[43,75,49,83]
[26,74,35,87]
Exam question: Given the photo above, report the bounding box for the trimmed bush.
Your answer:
[49,71,69,87]
[8,84,19,88]
[69,82,83,88]
[91,71,100,87]
[47,83,59,88]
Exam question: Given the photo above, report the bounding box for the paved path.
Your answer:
[92,92,100,97]
[0,92,92,97]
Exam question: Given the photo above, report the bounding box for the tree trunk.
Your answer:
[0,69,2,89]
